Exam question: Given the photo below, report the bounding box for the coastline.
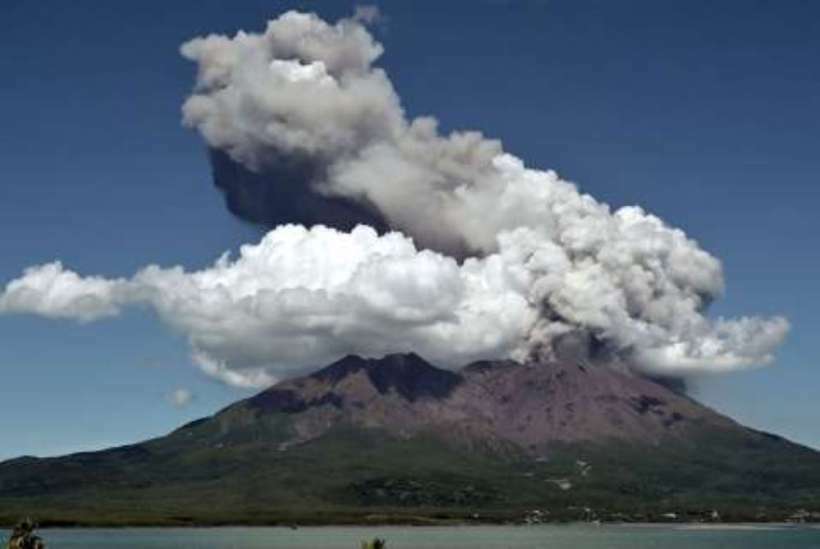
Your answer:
[5,518,817,530]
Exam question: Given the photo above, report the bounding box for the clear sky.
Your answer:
[1,0,818,460]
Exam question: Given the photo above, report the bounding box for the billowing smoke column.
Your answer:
[0,10,789,388]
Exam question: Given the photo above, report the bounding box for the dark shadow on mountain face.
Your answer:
[310,353,463,402]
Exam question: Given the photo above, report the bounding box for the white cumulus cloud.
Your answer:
[0,223,788,387]
[168,388,194,408]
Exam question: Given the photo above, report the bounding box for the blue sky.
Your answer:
[1,0,818,459]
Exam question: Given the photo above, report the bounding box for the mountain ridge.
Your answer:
[222,353,736,452]
[1,353,819,525]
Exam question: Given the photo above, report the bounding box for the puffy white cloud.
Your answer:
[0,226,534,386]
[168,388,194,408]
[0,224,788,387]
[0,262,127,322]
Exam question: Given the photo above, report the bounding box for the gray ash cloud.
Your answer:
[0,9,788,387]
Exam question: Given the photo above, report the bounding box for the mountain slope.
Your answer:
[1,354,818,525]
[222,353,734,453]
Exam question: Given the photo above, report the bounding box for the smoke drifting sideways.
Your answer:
[0,10,789,388]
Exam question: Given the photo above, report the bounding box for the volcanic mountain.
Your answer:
[1,354,819,525]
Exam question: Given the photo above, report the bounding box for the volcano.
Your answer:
[1,354,818,525]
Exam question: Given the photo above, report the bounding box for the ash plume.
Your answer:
[0,10,789,387]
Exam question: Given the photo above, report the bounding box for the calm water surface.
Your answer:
[31,524,820,548]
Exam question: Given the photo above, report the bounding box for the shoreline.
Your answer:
[12,521,818,530]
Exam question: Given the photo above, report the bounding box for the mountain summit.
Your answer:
[230,353,731,453]
[1,354,818,525]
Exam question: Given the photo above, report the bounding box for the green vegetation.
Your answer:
[6,355,819,526]
[1,420,819,526]
[5,518,45,548]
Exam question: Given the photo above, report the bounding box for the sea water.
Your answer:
[29,524,820,548]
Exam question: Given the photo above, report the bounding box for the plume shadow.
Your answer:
[209,149,389,233]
